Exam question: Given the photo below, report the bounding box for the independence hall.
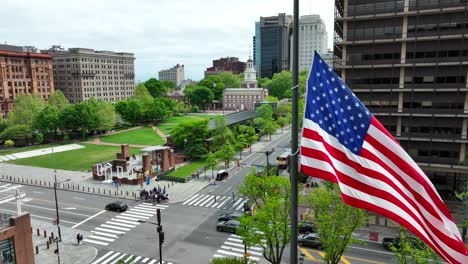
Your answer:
[333,0,468,196]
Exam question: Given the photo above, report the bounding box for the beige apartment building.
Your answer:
[42,46,135,103]
[0,44,55,117]
[158,64,184,88]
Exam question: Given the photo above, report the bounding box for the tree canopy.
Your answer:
[199,75,225,100]
[186,86,214,110]
[144,78,168,98]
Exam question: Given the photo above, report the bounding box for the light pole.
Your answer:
[138,208,164,264]
[54,178,70,264]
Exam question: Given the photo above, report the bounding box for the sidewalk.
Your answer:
[32,218,97,264]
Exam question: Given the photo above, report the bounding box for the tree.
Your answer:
[176,101,186,115]
[185,139,208,159]
[0,114,7,133]
[218,72,242,88]
[170,120,209,153]
[133,83,153,103]
[145,78,168,98]
[7,93,45,128]
[216,143,235,168]
[162,80,177,90]
[264,96,279,102]
[256,104,274,120]
[234,134,248,159]
[145,98,169,122]
[1,124,33,144]
[242,126,258,153]
[34,105,60,135]
[238,173,291,264]
[48,90,69,111]
[60,101,99,137]
[304,184,367,264]
[95,101,116,132]
[199,75,225,100]
[276,116,287,133]
[206,152,219,179]
[212,116,234,149]
[268,71,293,99]
[186,86,214,110]
[4,139,14,148]
[211,257,258,264]
[115,99,144,125]
[455,182,468,243]
[391,227,442,264]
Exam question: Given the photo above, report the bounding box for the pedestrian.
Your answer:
[232,192,235,202]
[214,194,217,202]
[76,233,81,245]
[79,234,83,244]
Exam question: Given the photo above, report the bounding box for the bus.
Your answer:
[277,149,291,169]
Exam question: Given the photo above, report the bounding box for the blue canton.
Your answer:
[304,52,372,155]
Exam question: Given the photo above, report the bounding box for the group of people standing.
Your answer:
[139,186,169,203]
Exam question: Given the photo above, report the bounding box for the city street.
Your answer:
[1,130,395,264]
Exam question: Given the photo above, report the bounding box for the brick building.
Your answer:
[0,212,34,264]
[204,57,246,78]
[333,0,468,193]
[0,45,55,117]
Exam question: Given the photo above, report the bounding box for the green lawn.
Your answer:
[156,114,219,136]
[100,127,165,146]
[168,158,207,178]
[8,143,141,172]
[0,144,63,155]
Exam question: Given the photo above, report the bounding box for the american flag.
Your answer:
[300,52,468,264]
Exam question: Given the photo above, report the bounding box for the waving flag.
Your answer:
[300,52,468,263]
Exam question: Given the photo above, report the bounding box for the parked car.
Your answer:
[298,233,322,249]
[105,201,128,212]
[298,221,316,234]
[218,212,243,222]
[216,170,229,181]
[216,220,241,233]
[382,236,424,251]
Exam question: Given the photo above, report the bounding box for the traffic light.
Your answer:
[156,208,161,226]
[159,231,165,244]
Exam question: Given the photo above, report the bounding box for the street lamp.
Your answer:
[54,178,70,264]
[138,208,164,264]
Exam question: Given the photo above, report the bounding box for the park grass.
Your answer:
[100,127,165,146]
[0,144,64,156]
[155,114,218,136]
[168,158,207,178]
[7,143,142,172]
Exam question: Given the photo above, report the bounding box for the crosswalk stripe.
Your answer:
[182,193,200,205]
[111,253,127,264]
[105,221,136,228]
[111,218,140,225]
[191,194,211,206]
[121,213,149,219]
[231,234,241,239]
[129,208,157,214]
[95,227,125,235]
[115,215,141,222]
[142,202,169,207]
[133,256,142,262]
[223,241,262,252]
[135,204,165,210]
[92,251,114,264]
[0,184,11,188]
[142,257,149,263]
[126,211,154,217]
[211,196,227,208]
[216,197,231,208]
[83,238,109,246]
[91,231,118,238]
[123,255,134,263]
[235,199,245,210]
[216,249,245,258]
[148,260,157,264]
[220,245,263,256]
[231,198,244,209]
[101,252,121,264]
[101,224,131,232]
[88,235,115,242]
[227,237,244,243]
[198,195,214,207]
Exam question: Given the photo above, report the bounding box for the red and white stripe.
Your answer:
[300,117,468,264]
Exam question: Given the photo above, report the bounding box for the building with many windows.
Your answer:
[0,45,55,117]
[299,15,328,71]
[253,21,261,74]
[259,13,293,78]
[204,57,246,78]
[158,64,184,88]
[333,0,468,193]
[0,212,34,264]
[42,46,135,103]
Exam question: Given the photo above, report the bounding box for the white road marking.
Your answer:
[198,195,214,207]
[0,208,78,225]
[72,210,106,229]
[182,193,200,205]
[105,221,136,228]
[221,245,262,256]
[231,198,244,209]
[148,260,157,264]
[90,231,118,238]
[111,218,139,225]
[83,238,109,246]
[124,255,135,263]
[94,227,125,235]
[141,257,149,263]
[216,197,231,208]
[63,207,77,210]
[100,224,131,232]
[129,208,156,214]
[121,213,149,219]
[142,203,168,207]
[110,253,127,264]
[125,211,153,217]
[91,251,114,264]
[88,235,115,242]
[115,215,141,222]
[100,252,120,264]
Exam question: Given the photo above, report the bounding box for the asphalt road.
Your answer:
[1,130,397,264]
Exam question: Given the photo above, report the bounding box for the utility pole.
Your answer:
[139,209,164,263]
[290,0,300,263]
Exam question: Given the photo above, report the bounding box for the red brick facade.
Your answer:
[0,213,34,264]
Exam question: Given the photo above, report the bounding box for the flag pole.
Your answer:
[290,0,299,263]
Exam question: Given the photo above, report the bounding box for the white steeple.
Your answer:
[243,53,258,88]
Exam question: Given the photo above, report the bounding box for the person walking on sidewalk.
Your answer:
[232,192,235,202]
[77,233,83,245]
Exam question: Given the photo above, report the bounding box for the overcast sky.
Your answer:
[1,0,334,81]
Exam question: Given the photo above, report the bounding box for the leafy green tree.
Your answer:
[206,152,219,179]
[160,97,177,115]
[455,182,468,243]
[211,257,258,264]
[162,80,177,90]
[133,83,153,103]
[1,124,33,144]
[238,173,291,264]
[95,101,116,132]
[243,126,258,153]
[216,143,236,168]
[234,134,248,159]
[276,116,287,133]
[199,75,225,100]
[170,119,209,153]
[391,227,442,264]
[258,77,271,88]
[176,101,186,115]
[145,98,169,122]
[186,86,214,110]
[268,71,293,99]
[256,104,274,120]
[145,78,168,98]
[34,105,60,135]
[212,116,234,149]
[264,96,279,102]
[48,90,69,111]
[218,72,242,88]
[7,93,45,128]
[60,102,99,136]
[4,139,14,148]
[35,132,44,144]
[305,184,367,264]
[0,114,7,133]
[115,99,145,125]
[185,139,208,159]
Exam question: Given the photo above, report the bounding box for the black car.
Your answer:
[218,212,243,222]
[105,201,128,212]
[298,221,316,234]
[216,170,229,181]
[216,220,240,233]
[298,233,323,249]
